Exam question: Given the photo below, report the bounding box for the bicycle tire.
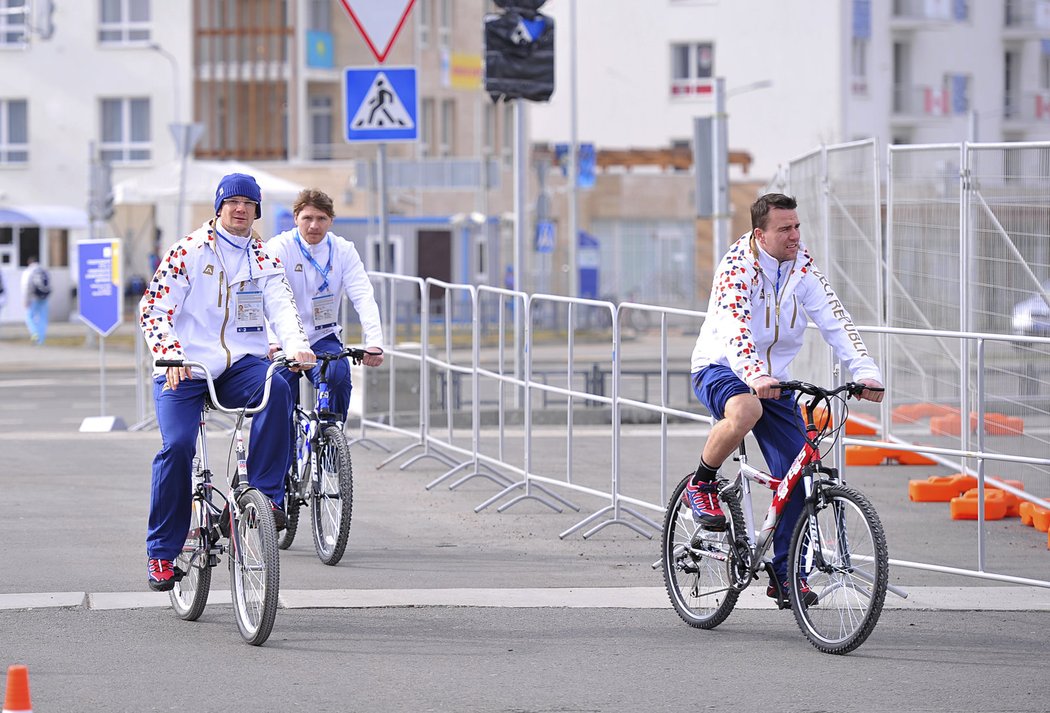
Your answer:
[788,483,888,654]
[277,473,301,550]
[229,488,280,646]
[311,425,353,566]
[278,418,308,550]
[169,496,212,621]
[661,475,743,629]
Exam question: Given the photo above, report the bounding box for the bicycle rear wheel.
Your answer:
[170,496,212,621]
[661,475,743,629]
[229,489,280,646]
[789,483,888,654]
[311,425,353,566]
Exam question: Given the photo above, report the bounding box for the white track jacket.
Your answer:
[140,220,309,378]
[690,233,882,386]
[265,229,384,347]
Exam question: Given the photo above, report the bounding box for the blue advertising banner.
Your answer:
[78,239,123,336]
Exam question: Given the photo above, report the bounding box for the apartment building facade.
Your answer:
[2,0,1048,324]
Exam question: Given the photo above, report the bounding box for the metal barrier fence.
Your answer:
[352,271,1050,590]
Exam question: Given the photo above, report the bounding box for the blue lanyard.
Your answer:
[217,232,254,282]
[295,231,332,294]
[775,264,782,295]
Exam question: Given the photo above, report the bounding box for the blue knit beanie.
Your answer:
[214,173,262,218]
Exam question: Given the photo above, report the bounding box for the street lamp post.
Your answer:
[150,43,202,242]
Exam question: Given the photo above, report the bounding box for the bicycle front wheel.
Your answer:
[789,484,888,655]
[661,475,743,629]
[170,496,212,621]
[229,489,280,646]
[311,425,353,566]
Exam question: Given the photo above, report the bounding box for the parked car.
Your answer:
[1011,282,1050,339]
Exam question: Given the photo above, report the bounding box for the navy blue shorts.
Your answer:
[691,363,807,475]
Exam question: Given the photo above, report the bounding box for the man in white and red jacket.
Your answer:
[139,172,315,592]
[687,193,884,605]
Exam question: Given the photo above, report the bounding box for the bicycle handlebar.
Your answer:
[279,346,383,369]
[776,380,884,400]
[154,357,289,415]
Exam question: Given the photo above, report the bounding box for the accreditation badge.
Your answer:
[234,287,265,333]
[312,293,337,330]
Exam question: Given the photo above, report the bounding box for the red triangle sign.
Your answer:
[339,0,416,63]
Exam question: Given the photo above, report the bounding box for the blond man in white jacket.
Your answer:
[139,173,315,592]
[686,193,884,605]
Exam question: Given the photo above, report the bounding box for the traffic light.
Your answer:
[484,2,555,103]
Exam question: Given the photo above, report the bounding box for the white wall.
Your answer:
[529,0,846,180]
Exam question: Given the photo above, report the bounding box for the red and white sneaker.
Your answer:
[147,558,176,592]
[682,480,726,530]
[767,577,819,607]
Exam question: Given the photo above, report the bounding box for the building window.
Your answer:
[100,97,151,163]
[0,0,26,46]
[420,98,434,157]
[670,42,714,97]
[0,99,28,164]
[851,38,868,94]
[418,0,430,47]
[99,0,150,44]
[309,95,332,160]
[440,98,454,157]
[438,0,452,48]
[308,0,330,31]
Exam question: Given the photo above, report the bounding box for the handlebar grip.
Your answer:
[155,359,184,368]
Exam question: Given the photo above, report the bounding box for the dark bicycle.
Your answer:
[277,347,376,565]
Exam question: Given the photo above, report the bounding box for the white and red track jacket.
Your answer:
[690,233,882,386]
[140,220,309,378]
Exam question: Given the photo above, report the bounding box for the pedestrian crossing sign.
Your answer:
[344,66,418,143]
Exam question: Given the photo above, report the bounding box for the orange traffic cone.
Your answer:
[2,665,32,713]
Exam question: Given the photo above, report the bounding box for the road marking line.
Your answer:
[1,586,1047,612]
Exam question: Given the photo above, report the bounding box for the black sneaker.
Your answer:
[271,502,287,532]
[767,577,819,607]
[218,503,231,539]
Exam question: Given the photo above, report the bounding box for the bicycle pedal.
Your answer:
[172,566,186,582]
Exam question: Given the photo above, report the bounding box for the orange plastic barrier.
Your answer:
[930,412,1025,437]
[845,445,888,466]
[845,417,878,436]
[893,450,937,465]
[950,489,1008,520]
[986,480,1025,517]
[1032,505,1050,533]
[1020,501,1034,526]
[909,474,978,502]
[892,402,958,424]
[984,413,1024,436]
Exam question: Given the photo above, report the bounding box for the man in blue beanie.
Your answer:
[139,172,315,592]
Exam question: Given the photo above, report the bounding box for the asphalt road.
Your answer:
[1,323,1049,712]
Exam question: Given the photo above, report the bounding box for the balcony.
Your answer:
[892,84,959,121]
[1003,0,1050,35]
[891,0,961,29]
[1003,90,1050,124]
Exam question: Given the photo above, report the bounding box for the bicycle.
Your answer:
[277,347,375,566]
[157,356,291,646]
[661,381,889,654]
